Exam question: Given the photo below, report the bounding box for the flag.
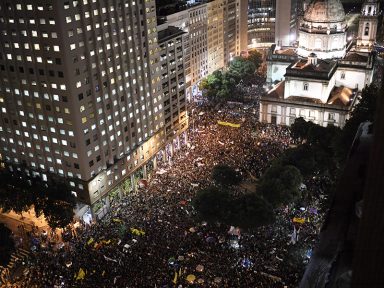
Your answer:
[130,228,145,236]
[75,268,86,281]
[292,217,305,224]
[172,271,178,284]
[217,121,241,128]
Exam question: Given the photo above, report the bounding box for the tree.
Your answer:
[193,186,231,223]
[258,164,303,207]
[40,182,76,229]
[0,165,76,229]
[229,193,275,230]
[211,164,242,186]
[290,117,313,141]
[334,84,379,162]
[199,70,230,102]
[247,50,263,70]
[228,57,256,83]
[0,223,15,266]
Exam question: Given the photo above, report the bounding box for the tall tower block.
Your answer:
[357,0,380,51]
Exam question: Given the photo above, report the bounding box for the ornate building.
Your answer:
[297,0,347,59]
[261,0,378,128]
[356,0,380,52]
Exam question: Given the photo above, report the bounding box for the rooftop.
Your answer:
[158,26,185,43]
[285,58,338,80]
[327,86,357,106]
[342,51,370,62]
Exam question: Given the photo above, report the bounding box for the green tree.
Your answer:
[0,224,14,266]
[211,164,242,186]
[290,117,313,141]
[228,57,256,83]
[230,193,275,230]
[258,164,303,207]
[41,182,76,229]
[335,84,379,162]
[247,50,263,70]
[193,186,231,223]
[199,70,225,102]
[0,165,76,229]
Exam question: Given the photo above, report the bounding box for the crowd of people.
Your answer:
[10,101,328,288]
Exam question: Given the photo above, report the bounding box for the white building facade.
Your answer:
[261,0,377,128]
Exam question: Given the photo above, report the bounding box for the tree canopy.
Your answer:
[258,164,303,207]
[0,167,76,229]
[199,56,258,103]
[229,193,275,229]
[334,84,379,162]
[247,50,263,70]
[193,186,275,231]
[192,186,231,223]
[0,223,14,266]
[211,164,242,186]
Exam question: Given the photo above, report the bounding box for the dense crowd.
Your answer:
[11,102,327,288]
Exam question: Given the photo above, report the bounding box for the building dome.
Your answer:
[298,0,347,59]
[304,0,345,23]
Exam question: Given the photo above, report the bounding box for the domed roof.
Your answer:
[304,0,345,23]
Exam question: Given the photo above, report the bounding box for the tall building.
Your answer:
[207,0,225,74]
[158,0,247,99]
[157,26,188,143]
[248,0,300,48]
[0,0,173,218]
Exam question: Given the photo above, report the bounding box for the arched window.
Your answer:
[303,83,309,91]
[341,72,345,80]
[315,38,322,49]
[364,23,370,36]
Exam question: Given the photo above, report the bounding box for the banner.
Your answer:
[75,268,86,281]
[217,121,241,128]
[130,228,145,236]
[172,271,178,284]
[292,217,305,224]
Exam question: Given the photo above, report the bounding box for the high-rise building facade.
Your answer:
[207,0,225,74]
[248,0,277,47]
[158,0,247,99]
[248,0,300,48]
[0,0,168,216]
[158,26,188,142]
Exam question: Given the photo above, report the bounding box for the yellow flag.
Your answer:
[172,271,178,284]
[293,217,305,224]
[76,268,86,281]
[217,121,240,128]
